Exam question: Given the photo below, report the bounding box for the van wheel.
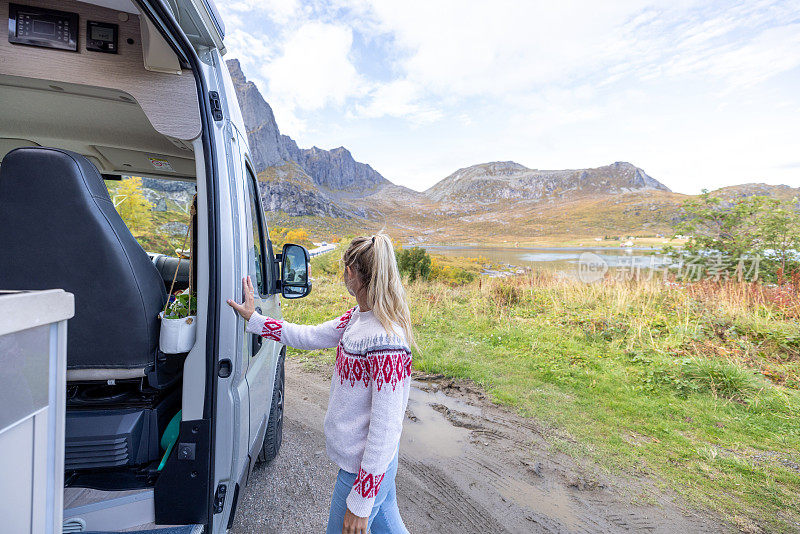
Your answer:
[258,349,284,464]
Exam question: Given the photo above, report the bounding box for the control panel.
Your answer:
[86,20,118,53]
[7,3,78,51]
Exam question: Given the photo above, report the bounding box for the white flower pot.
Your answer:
[159,312,197,354]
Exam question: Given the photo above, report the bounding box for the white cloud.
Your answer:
[224,27,275,65]
[261,22,368,130]
[694,23,800,90]
[353,1,647,95]
[224,0,301,23]
[216,2,279,89]
[216,0,800,192]
[353,80,442,124]
[344,1,799,107]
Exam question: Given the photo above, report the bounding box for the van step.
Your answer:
[82,527,203,534]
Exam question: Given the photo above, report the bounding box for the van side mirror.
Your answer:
[278,243,312,299]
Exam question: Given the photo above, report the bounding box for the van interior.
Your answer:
[0,0,214,529]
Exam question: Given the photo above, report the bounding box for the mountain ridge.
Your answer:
[225,59,797,242]
[424,160,670,204]
[227,59,290,170]
[227,59,390,193]
[712,183,800,201]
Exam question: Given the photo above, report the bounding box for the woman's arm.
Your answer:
[345,348,413,518]
[245,310,352,350]
[228,276,354,350]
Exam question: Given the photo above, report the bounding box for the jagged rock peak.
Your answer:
[226,59,289,171]
[226,58,245,84]
[226,59,391,193]
[296,143,389,191]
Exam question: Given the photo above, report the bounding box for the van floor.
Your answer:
[65,487,150,510]
[65,487,192,532]
[83,528,202,534]
[232,358,729,533]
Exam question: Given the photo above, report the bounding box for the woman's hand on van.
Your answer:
[227,276,256,321]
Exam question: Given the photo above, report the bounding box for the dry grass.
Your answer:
[290,262,800,530]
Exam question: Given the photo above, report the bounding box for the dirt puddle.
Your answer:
[406,382,584,529]
[403,384,474,459]
[395,376,727,533]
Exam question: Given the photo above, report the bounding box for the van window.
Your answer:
[245,166,268,294]
[105,175,195,256]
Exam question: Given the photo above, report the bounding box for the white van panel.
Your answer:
[0,0,201,140]
[181,136,210,422]
[0,290,73,534]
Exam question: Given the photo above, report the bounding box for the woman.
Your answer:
[227,233,414,534]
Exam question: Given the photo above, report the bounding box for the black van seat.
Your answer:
[149,253,191,289]
[0,148,166,380]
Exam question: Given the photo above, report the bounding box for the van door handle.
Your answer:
[252,332,262,356]
[251,306,263,356]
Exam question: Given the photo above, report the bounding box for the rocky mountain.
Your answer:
[227,59,290,170]
[424,161,669,203]
[257,161,354,218]
[227,59,390,212]
[294,146,388,191]
[712,183,800,202]
[279,133,388,191]
[224,59,797,244]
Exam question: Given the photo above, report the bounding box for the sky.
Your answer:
[218,0,800,194]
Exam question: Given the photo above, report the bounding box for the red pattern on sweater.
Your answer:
[336,307,356,330]
[353,468,385,499]
[261,318,283,342]
[335,347,412,391]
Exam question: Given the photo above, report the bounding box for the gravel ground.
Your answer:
[231,359,729,533]
[232,417,339,532]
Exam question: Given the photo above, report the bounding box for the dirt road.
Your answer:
[232,359,727,533]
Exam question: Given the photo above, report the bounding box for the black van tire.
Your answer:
[258,348,285,464]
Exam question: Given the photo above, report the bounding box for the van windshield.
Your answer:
[104,176,195,256]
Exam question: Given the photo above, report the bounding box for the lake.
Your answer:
[423,245,673,279]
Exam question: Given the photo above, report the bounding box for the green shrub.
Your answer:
[397,247,431,282]
[669,192,800,283]
[628,350,770,401]
[428,255,477,285]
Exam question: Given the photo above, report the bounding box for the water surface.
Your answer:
[424,244,671,276]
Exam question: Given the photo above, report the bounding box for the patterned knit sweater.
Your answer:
[246,305,413,517]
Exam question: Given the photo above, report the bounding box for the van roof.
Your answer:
[94,0,227,52]
[169,0,227,53]
[201,0,225,39]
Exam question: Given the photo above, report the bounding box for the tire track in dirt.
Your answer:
[405,379,726,533]
[400,459,507,533]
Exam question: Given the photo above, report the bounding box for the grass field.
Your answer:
[285,255,800,532]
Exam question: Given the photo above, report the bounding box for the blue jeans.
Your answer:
[326,450,409,534]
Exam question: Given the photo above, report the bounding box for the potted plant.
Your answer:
[159,291,197,354]
[159,200,197,354]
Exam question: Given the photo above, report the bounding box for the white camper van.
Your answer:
[0,0,309,531]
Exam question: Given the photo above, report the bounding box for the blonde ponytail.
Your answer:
[342,232,417,350]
